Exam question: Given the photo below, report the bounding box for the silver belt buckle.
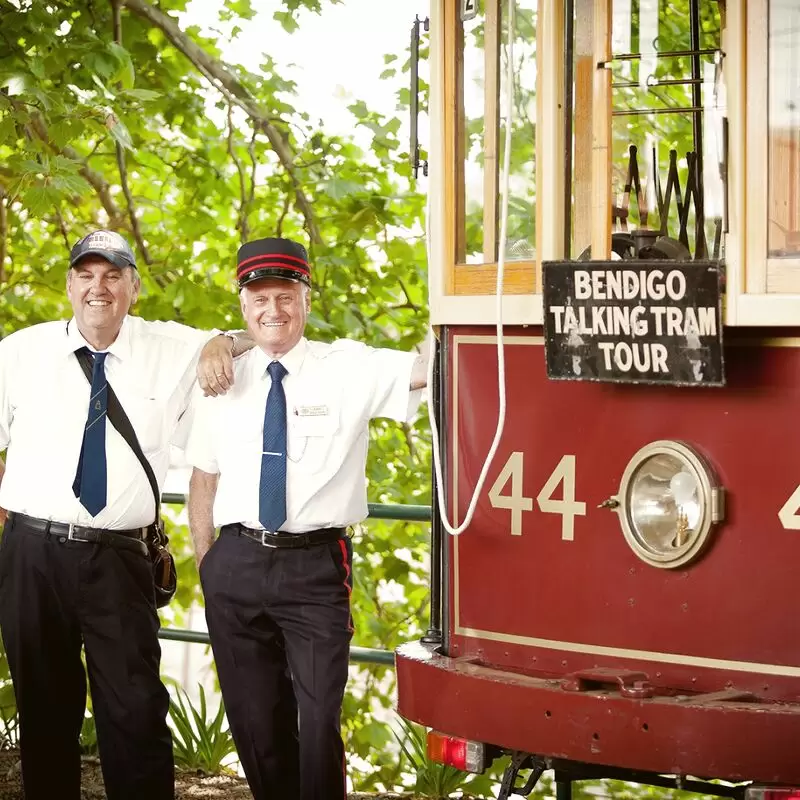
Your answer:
[260,530,277,548]
[66,523,87,542]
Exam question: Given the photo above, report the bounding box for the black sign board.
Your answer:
[542,260,725,386]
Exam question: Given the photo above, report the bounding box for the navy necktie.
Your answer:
[72,350,109,516]
[259,361,288,531]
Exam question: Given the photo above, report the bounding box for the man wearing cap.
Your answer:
[185,237,429,800]
[0,229,251,800]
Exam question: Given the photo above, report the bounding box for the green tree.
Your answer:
[0,0,430,790]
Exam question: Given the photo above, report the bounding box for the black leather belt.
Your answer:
[221,523,346,549]
[7,512,152,557]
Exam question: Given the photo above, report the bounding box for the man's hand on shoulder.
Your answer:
[197,331,256,396]
[410,327,436,390]
[198,335,236,397]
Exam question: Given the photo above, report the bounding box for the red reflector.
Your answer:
[747,788,800,800]
[426,730,485,773]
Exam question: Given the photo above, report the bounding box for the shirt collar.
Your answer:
[252,336,308,378]
[64,315,133,361]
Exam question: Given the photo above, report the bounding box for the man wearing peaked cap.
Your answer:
[0,228,256,800]
[236,236,312,287]
[70,229,137,270]
[185,236,433,800]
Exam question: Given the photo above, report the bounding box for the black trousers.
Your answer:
[201,528,354,800]
[0,516,174,800]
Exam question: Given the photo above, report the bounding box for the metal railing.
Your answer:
[158,497,432,668]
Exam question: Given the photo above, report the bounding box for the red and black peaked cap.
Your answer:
[236,237,311,289]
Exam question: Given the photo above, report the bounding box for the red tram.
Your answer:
[396,1,800,797]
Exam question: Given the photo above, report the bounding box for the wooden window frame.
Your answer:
[441,0,563,299]
[428,0,614,325]
[736,0,800,323]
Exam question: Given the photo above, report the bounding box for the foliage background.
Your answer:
[0,0,434,791]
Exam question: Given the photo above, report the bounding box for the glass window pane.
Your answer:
[768,1,800,257]
[458,0,537,265]
[500,0,537,261]
[594,0,724,261]
[462,7,487,263]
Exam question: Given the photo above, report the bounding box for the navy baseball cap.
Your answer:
[70,230,137,270]
[237,237,311,288]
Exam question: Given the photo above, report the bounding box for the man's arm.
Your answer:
[188,467,219,568]
[197,330,256,398]
[410,327,435,390]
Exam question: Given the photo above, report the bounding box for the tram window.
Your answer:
[571,0,726,261]
[768,1,800,258]
[457,0,537,266]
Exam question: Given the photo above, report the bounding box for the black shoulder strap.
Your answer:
[76,349,161,522]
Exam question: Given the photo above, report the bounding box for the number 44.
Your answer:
[487,453,587,540]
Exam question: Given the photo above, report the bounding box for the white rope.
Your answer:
[427,0,515,536]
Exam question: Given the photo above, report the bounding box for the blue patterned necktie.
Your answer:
[259,361,288,531]
[72,350,109,516]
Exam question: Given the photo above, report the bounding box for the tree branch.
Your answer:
[227,103,249,244]
[115,143,152,263]
[397,279,420,312]
[121,0,322,245]
[275,191,291,238]
[111,0,151,265]
[246,126,257,232]
[0,188,7,284]
[51,209,72,253]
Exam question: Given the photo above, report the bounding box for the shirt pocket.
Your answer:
[123,395,166,454]
[287,403,340,474]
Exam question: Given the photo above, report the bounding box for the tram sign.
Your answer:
[542,260,725,387]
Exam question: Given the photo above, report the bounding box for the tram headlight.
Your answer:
[616,441,724,569]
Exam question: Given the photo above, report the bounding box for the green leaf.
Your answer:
[323,177,363,200]
[0,115,17,144]
[105,114,133,150]
[120,88,161,103]
[273,10,299,33]
[27,57,45,80]
[347,100,370,120]
[51,174,89,196]
[224,0,256,19]
[21,185,60,215]
[107,42,135,90]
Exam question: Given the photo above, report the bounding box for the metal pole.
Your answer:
[556,778,573,800]
[158,628,395,666]
[410,15,421,178]
[689,0,706,257]
[161,493,431,522]
[600,46,718,64]
[563,0,575,258]
[439,329,452,655]
[422,337,443,645]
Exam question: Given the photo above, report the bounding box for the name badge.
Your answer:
[294,405,329,417]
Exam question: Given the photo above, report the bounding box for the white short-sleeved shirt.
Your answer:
[184,336,422,532]
[0,316,211,529]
